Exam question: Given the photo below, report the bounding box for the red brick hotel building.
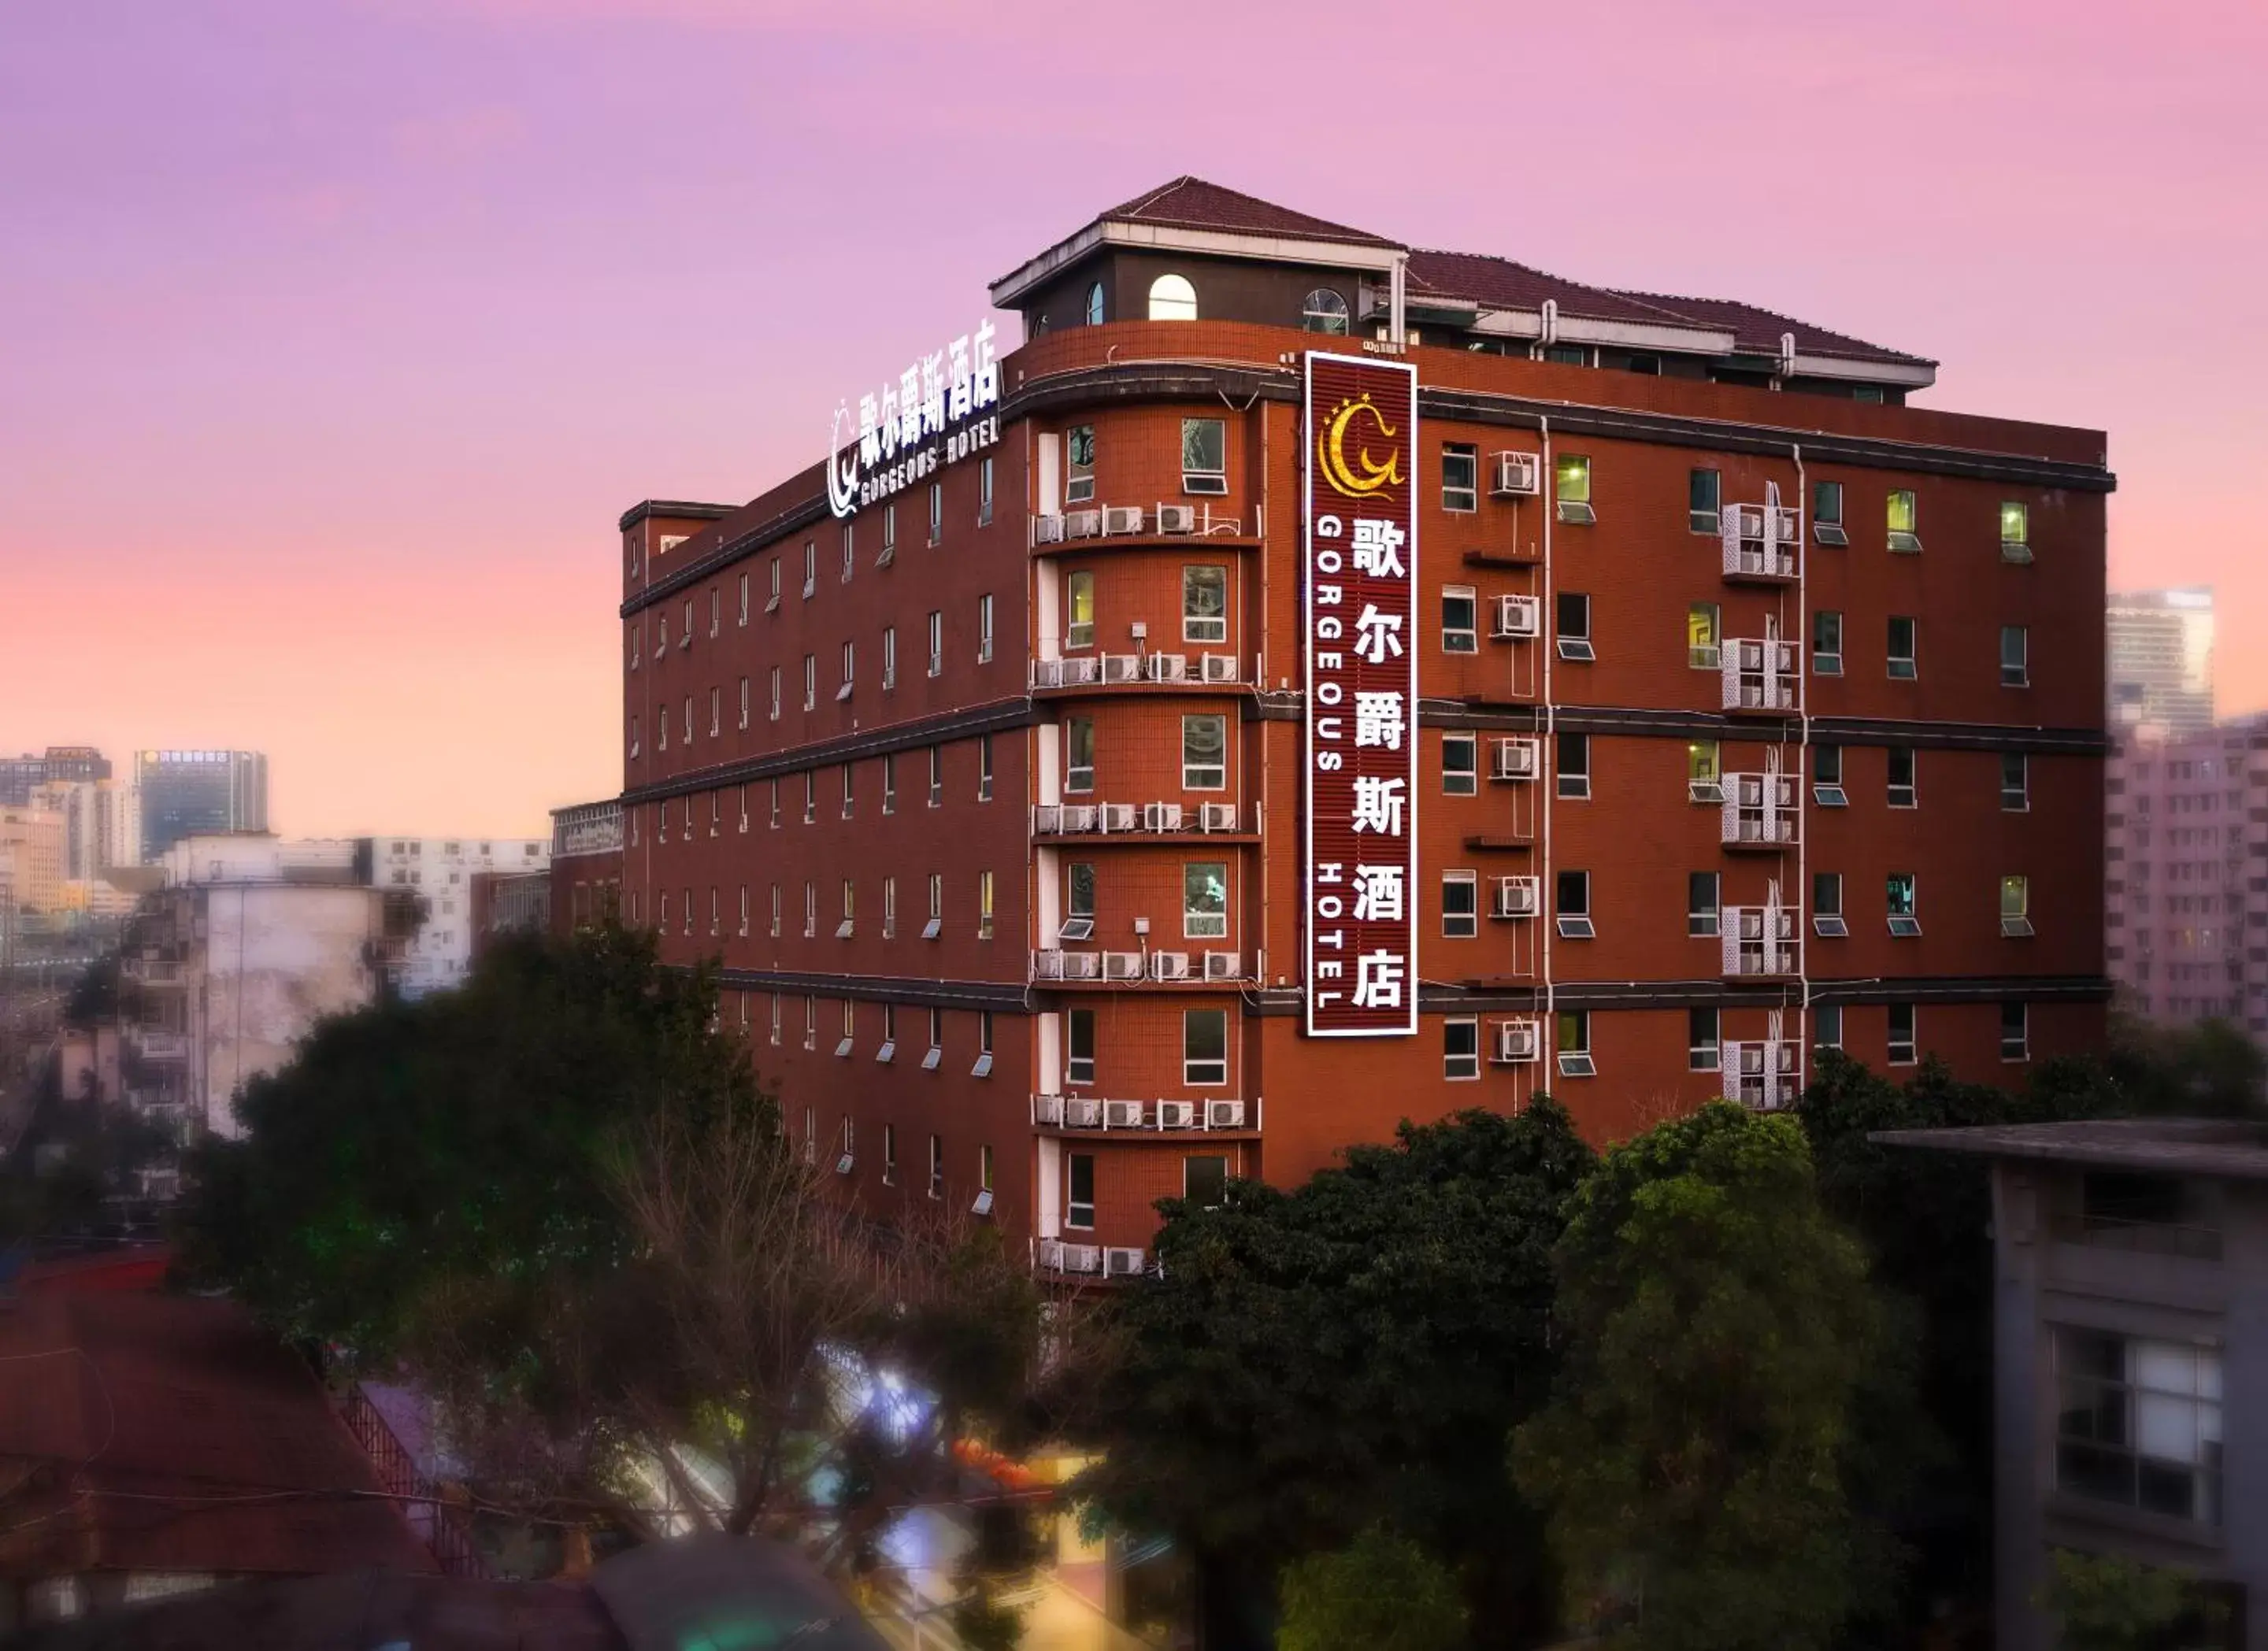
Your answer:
[616,179,2110,1274]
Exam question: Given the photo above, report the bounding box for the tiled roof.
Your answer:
[1099,177,1403,249]
[1608,289,1934,366]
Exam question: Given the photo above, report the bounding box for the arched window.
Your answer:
[1084,281,1105,326]
[1147,272,1198,322]
[1302,288,1349,335]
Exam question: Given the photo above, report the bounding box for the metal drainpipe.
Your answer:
[1539,417,1555,1061]
[1792,441,1809,1092]
[1389,255,1408,348]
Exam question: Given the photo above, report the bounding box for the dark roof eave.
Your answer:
[617,499,739,534]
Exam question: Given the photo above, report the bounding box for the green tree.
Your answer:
[1276,1525,1467,1651]
[1069,1101,1594,1642]
[1514,1103,1893,1651]
[2046,1550,2230,1651]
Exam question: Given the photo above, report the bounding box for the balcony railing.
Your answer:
[126,1027,191,1062]
[1721,639,1798,713]
[121,957,187,987]
[1720,772,1799,850]
[1721,907,1800,978]
[1032,1094,1251,1131]
[1032,949,1251,984]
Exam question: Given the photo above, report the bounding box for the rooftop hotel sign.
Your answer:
[825,318,1002,519]
[1303,352,1419,1037]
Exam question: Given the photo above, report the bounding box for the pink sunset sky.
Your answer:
[2,0,2262,838]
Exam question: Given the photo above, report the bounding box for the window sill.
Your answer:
[2042,1491,2222,1553]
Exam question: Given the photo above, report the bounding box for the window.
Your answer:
[1888,746,1917,809]
[1066,1008,1096,1085]
[769,993,781,1045]
[1443,872,1478,938]
[978,735,994,801]
[1185,1154,1229,1208]
[1814,744,1847,808]
[2002,751,2029,811]
[768,555,782,609]
[2001,624,2029,687]
[1555,591,1593,661]
[1688,467,1721,534]
[1687,740,1722,803]
[928,1135,944,1200]
[1887,489,1922,553]
[1442,443,1478,512]
[1554,455,1595,524]
[882,502,895,557]
[1065,571,1095,648]
[2002,874,2034,937]
[979,457,994,526]
[1813,609,1843,676]
[1441,733,1477,797]
[1556,732,1589,800]
[1888,1002,1917,1064]
[1813,479,1847,545]
[710,588,720,636]
[1065,719,1096,793]
[928,480,943,546]
[1302,287,1349,334]
[803,772,817,825]
[2001,500,2032,561]
[1688,602,1720,669]
[769,666,781,721]
[1555,870,1593,938]
[1543,343,1588,366]
[883,875,896,938]
[978,1144,995,1201]
[1056,424,1097,509]
[927,610,943,677]
[738,884,750,937]
[802,654,817,711]
[1184,862,1228,938]
[1181,417,1227,494]
[1182,714,1226,790]
[629,715,640,759]
[1149,272,1198,321]
[1442,587,1478,653]
[738,676,750,729]
[655,612,668,656]
[802,539,817,597]
[1184,1009,1228,1085]
[1888,616,1918,679]
[2001,1001,2029,1061]
[681,598,693,645]
[880,1123,896,1183]
[838,996,855,1053]
[978,870,995,940]
[1443,1018,1480,1079]
[1084,281,1105,327]
[1062,862,1095,942]
[839,640,855,700]
[973,1012,995,1079]
[978,594,995,662]
[1556,1010,1594,1077]
[1183,565,1228,643]
[802,996,817,1051]
[883,625,897,690]
[841,523,855,583]
[2054,1327,2222,1526]
[1688,1007,1720,1072]
[736,571,749,624]
[1067,1153,1095,1227]
[1813,872,1847,938]
[841,764,855,820]
[803,879,817,937]
[1688,872,1720,938]
[1814,1004,1844,1049]
[1887,872,1921,937]
[928,746,943,808]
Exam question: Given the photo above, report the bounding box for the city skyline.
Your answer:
[3,0,2262,837]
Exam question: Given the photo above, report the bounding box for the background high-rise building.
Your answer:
[0,746,113,805]
[135,750,269,861]
[2107,587,2214,736]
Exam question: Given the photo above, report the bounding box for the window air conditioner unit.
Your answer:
[1034,660,1065,689]
[1206,1099,1246,1128]
[1033,950,1066,979]
[1102,653,1141,683]
[1492,875,1540,918]
[1490,737,1539,780]
[1035,805,1063,834]
[1155,1100,1196,1129]
[1146,653,1189,683]
[1492,594,1541,639]
[1201,653,1240,683]
[1203,950,1240,979]
[1061,1244,1104,1275]
[1032,514,1067,546]
[1062,950,1101,979]
[1032,1094,1065,1125]
[1059,805,1097,833]
[1491,450,1541,496]
[1144,801,1183,831]
[1062,656,1100,684]
[1106,1098,1147,1128]
[1102,505,1146,535]
[1099,802,1139,832]
[1036,1238,1064,1271]
[1102,950,1143,979]
[1493,1018,1541,1064]
[1063,1097,1103,1128]
[1155,504,1198,534]
[1199,801,1239,831]
[1105,1246,1147,1277]
[1065,510,1102,539]
[1152,950,1191,981]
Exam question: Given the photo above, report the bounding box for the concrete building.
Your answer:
[2110,588,2216,738]
[0,805,66,914]
[619,176,2112,1269]
[118,835,393,1142]
[2106,716,2268,1032]
[469,868,551,957]
[30,776,135,881]
[355,837,549,997]
[135,750,267,862]
[549,800,624,934]
[1878,1119,2267,1650]
[0,746,110,807]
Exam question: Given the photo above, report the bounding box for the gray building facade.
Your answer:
[134,750,268,862]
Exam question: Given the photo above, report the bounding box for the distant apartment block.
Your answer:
[0,745,111,805]
[2107,716,2268,1033]
[2110,588,2216,737]
[0,805,66,914]
[356,836,549,997]
[135,750,268,861]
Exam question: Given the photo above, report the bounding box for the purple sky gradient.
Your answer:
[3,0,2262,835]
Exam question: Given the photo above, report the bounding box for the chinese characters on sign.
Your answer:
[825,318,1003,518]
[1303,353,1419,1036]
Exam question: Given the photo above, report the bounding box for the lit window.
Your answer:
[1065,571,1095,649]
[1065,719,1096,793]
[1181,418,1227,495]
[2001,501,2032,561]
[1688,872,1719,938]
[1443,587,1478,653]
[1888,616,1918,679]
[2002,874,2033,937]
[1688,602,1721,669]
[1184,862,1228,938]
[1555,731,1589,801]
[1887,872,1920,937]
[1688,1007,1720,1072]
[1302,287,1349,335]
[1442,733,1477,797]
[2054,1327,2221,1524]
[1687,740,1721,803]
[1148,272,1198,321]
[1887,489,1922,553]
[1182,714,1226,790]
[2002,624,2029,687]
[1184,1009,1228,1085]
[1084,281,1105,326]
[1443,1018,1480,1079]
[1556,1010,1594,1077]
[1887,1002,1918,1064]
[1442,443,1478,513]
[1688,468,1721,534]
[1554,455,1595,524]
[1442,871,1477,938]
[978,870,995,939]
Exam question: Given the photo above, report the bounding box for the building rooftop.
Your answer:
[1098,175,1405,249]
[1873,1116,2268,1182]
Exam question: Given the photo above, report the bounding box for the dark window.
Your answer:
[1688,468,1721,534]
